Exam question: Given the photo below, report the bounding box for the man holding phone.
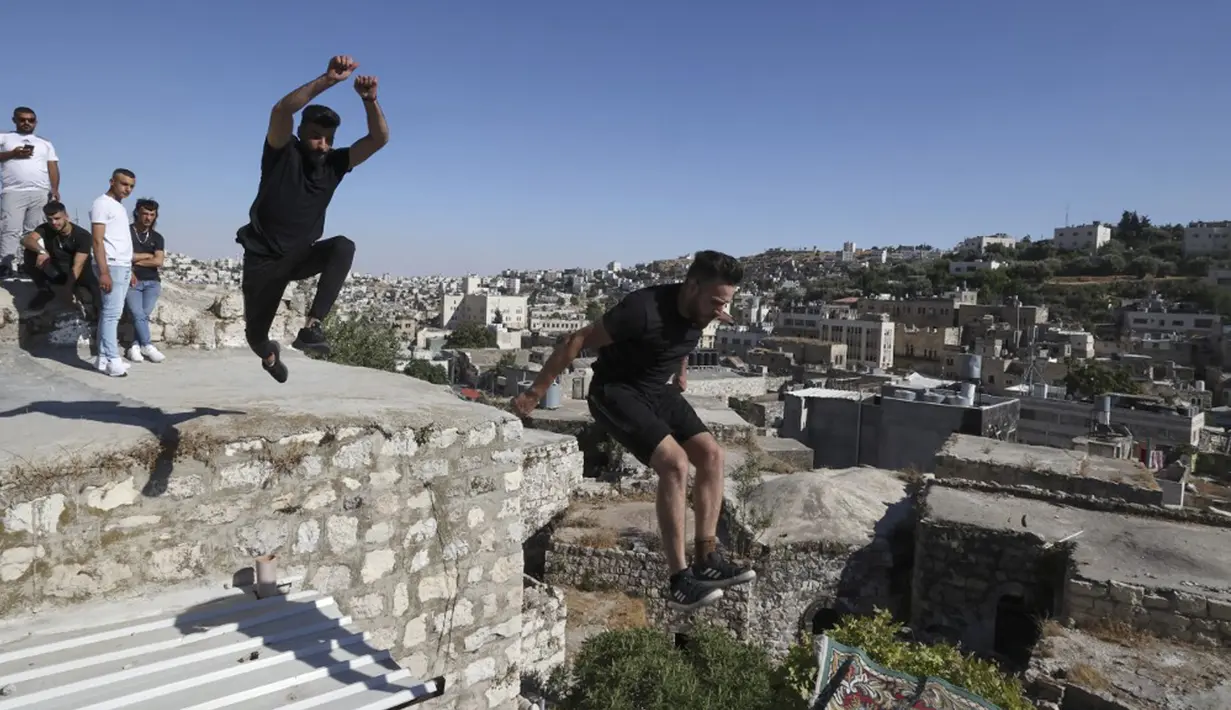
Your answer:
[0,107,61,278]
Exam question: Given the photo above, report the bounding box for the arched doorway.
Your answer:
[993,594,1040,665]
[801,599,841,637]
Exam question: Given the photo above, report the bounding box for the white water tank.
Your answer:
[959,382,977,403]
[1196,381,1206,392]
[1032,382,1049,398]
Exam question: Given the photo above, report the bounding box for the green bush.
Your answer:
[321,314,400,371]
[777,609,1033,710]
[403,358,449,384]
[548,625,807,710]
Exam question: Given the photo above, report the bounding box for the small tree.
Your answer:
[321,314,400,371]
[445,322,497,349]
[404,359,449,385]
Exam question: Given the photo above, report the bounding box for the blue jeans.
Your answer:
[93,263,131,360]
[126,279,162,347]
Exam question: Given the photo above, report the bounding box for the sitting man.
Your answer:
[20,200,99,319]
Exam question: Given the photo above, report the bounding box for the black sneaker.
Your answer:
[292,322,330,358]
[692,551,757,590]
[667,569,724,612]
[25,289,55,315]
[262,341,289,383]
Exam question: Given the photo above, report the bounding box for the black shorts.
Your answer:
[587,380,710,465]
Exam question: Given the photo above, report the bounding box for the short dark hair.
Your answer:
[43,201,66,217]
[13,106,34,117]
[135,198,159,212]
[302,104,340,130]
[112,168,135,179]
[685,250,743,286]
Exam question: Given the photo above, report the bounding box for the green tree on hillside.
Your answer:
[321,314,400,371]
[404,359,449,384]
[445,322,498,349]
[1064,359,1142,398]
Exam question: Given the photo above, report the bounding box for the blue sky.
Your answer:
[8,1,1227,276]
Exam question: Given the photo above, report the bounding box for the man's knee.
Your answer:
[685,434,723,472]
[649,440,690,488]
[329,235,356,258]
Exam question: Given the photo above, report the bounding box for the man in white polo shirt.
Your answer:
[90,169,136,377]
[0,107,60,277]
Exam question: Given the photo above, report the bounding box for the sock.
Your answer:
[694,536,716,563]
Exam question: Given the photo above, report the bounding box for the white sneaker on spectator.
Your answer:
[127,344,144,362]
[140,344,165,363]
[101,358,128,377]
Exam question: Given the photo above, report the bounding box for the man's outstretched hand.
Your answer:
[327,55,359,83]
[354,75,379,101]
[511,391,540,418]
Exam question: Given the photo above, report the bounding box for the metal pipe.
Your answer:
[255,554,278,599]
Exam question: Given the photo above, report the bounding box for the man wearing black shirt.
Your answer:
[20,200,98,318]
[236,55,389,383]
[126,198,167,363]
[512,250,754,612]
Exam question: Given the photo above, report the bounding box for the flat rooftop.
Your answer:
[0,345,509,475]
[936,434,1158,490]
[926,486,1231,601]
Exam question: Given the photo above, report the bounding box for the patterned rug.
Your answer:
[808,635,1002,710]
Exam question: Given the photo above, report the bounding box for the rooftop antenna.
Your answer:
[1064,203,1070,227]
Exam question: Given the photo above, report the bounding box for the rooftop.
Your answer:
[925,486,1231,601]
[735,468,911,547]
[935,434,1158,490]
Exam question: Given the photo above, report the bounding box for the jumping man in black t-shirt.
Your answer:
[512,250,755,612]
[236,55,389,382]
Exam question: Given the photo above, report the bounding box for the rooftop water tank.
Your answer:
[958,353,983,381]
[542,380,563,410]
[921,390,947,404]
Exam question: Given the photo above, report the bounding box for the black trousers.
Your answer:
[240,235,355,358]
[587,380,710,465]
[22,250,101,320]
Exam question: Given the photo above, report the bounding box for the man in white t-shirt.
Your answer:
[90,169,136,378]
[0,107,60,277]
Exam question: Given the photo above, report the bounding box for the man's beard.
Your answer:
[299,144,328,167]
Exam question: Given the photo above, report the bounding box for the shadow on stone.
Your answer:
[172,593,445,707]
[0,398,244,497]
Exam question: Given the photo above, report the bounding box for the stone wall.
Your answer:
[0,280,303,349]
[0,414,529,709]
[683,372,769,399]
[1064,577,1231,647]
[521,574,568,682]
[911,520,1066,655]
[544,538,897,659]
[521,430,584,534]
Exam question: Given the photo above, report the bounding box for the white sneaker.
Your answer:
[140,344,166,363]
[102,358,128,378]
[127,344,144,362]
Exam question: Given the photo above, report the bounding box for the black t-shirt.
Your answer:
[238,137,352,257]
[591,283,701,395]
[34,223,92,274]
[131,227,165,282]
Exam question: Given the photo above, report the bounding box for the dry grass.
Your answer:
[1066,662,1111,691]
[577,530,619,549]
[1082,618,1156,648]
[1039,618,1067,638]
[566,514,600,529]
[564,588,648,631]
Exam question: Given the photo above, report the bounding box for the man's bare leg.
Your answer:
[647,435,690,575]
[682,433,724,560]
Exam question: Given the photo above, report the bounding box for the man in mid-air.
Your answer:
[236,55,389,382]
[512,250,756,612]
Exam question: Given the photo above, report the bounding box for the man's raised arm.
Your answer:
[347,76,389,169]
[510,321,614,417]
[267,55,359,149]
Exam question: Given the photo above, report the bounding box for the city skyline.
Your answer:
[8,0,1230,276]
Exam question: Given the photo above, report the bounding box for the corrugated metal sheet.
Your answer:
[0,587,441,709]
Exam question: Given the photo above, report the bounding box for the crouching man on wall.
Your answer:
[511,250,756,612]
[20,200,100,320]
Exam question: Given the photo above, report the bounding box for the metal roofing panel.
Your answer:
[0,586,441,709]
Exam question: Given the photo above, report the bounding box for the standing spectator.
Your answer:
[19,201,100,318]
[90,169,136,378]
[0,107,60,277]
[125,198,166,363]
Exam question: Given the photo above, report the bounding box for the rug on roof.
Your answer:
[808,634,1002,710]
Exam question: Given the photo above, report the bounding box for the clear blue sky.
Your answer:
[9,1,1227,276]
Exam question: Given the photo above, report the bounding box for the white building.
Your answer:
[955,234,1017,254]
[949,260,1003,275]
[815,313,894,370]
[1053,222,1111,252]
[440,293,528,330]
[1183,221,1231,257]
[1206,267,1231,289]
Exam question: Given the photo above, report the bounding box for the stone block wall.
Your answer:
[933,452,1162,506]
[0,415,528,710]
[911,520,1065,655]
[1064,577,1231,647]
[683,373,769,399]
[0,280,302,349]
[521,430,584,534]
[521,575,568,681]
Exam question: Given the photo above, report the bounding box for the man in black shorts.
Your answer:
[512,250,755,612]
[19,200,99,319]
[236,55,389,383]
